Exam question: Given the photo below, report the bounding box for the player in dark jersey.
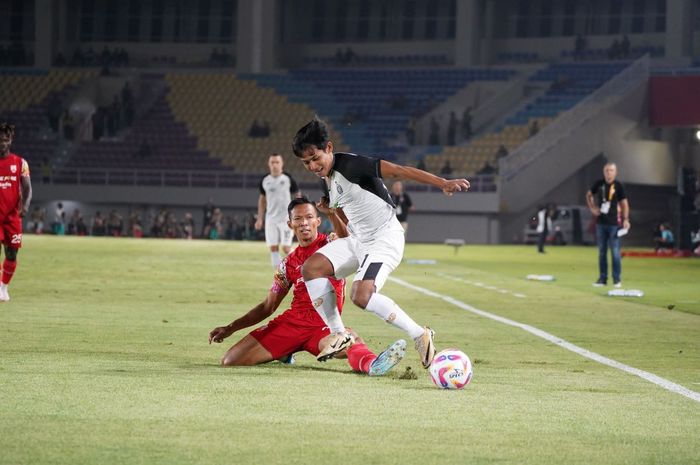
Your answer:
[0,123,32,302]
[208,197,406,376]
[292,118,469,368]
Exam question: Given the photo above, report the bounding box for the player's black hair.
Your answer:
[287,196,318,219]
[0,122,16,137]
[292,117,330,157]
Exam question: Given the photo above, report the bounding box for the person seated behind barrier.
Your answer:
[691,229,700,256]
[654,223,674,252]
[477,162,497,175]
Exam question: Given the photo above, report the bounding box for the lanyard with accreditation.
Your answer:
[601,183,615,214]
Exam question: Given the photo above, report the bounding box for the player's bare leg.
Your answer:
[329,329,406,376]
[351,280,435,368]
[0,246,19,302]
[220,334,276,366]
[269,245,281,269]
[303,253,354,361]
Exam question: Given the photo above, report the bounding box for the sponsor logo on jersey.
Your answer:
[336,183,343,194]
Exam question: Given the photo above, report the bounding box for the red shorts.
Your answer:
[0,215,23,248]
[249,311,329,359]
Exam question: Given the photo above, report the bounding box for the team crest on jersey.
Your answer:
[336,183,343,195]
[10,165,16,173]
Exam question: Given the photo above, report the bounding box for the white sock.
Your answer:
[365,293,424,339]
[305,278,345,333]
[270,251,281,269]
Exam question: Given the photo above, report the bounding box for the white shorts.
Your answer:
[265,219,294,247]
[317,220,405,292]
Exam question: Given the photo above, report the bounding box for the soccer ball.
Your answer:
[429,349,473,390]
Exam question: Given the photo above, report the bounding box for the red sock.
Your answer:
[2,259,17,285]
[346,343,377,374]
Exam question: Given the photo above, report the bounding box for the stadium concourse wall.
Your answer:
[31,183,500,244]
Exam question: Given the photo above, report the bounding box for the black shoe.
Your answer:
[592,278,607,287]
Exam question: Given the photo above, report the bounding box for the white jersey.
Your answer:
[323,152,397,242]
[259,172,299,223]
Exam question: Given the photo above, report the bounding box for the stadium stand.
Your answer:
[248,68,516,161]
[424,61,631,175]
[165,72,349,180]
[0,68,99,166]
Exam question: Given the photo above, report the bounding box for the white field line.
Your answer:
[438,273,527,299]
[389,276,700,404]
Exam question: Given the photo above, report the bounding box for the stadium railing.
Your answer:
[49,168,497,192]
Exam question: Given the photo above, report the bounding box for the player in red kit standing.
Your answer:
[0,123,32,302]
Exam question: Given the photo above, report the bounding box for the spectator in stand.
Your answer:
[620,35,631,58]
[209,208,224,240]
[67,209,81,235]
[344,47,357,64]
[654,223,674,252]
[111,96,122,133]
[202,198,215,238]
[477,162,496,175]
[129,212,143,238]
[461,106,473,140]
[440,160,453,176]
[608,39,622,60]
[107,210,123,237]
[528,120,540,138]
[40,158,51,184]
[691,229,700,256]
[447,111,458,145]
[415,158,426,171]
[53,202,65,235]
[182,212,195,240]
[28,207,45,234]
[91,211,106,236]
[429,117,439,145]
[495,144,509,160]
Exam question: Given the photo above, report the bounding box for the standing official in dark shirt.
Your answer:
[586,162,631,288]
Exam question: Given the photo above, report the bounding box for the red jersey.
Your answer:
[0,153,29,218]
[272,233,345,326]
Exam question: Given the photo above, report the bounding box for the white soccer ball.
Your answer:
[429,348,473,390]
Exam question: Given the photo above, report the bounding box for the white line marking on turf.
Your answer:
[389,276,700,404]
[437,273,527,299]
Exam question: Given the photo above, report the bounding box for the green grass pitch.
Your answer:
[1,236,698,465]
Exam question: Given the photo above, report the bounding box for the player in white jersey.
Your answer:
[292,118,470,368]
[256,153,301,268]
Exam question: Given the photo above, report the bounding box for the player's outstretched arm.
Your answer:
[379,160,470,196]
[208,289,287,344]
[255,194,266,230]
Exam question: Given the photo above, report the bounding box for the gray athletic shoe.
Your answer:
[317,331,355,362]
[414,327,436,368]
[368,339,407,376]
